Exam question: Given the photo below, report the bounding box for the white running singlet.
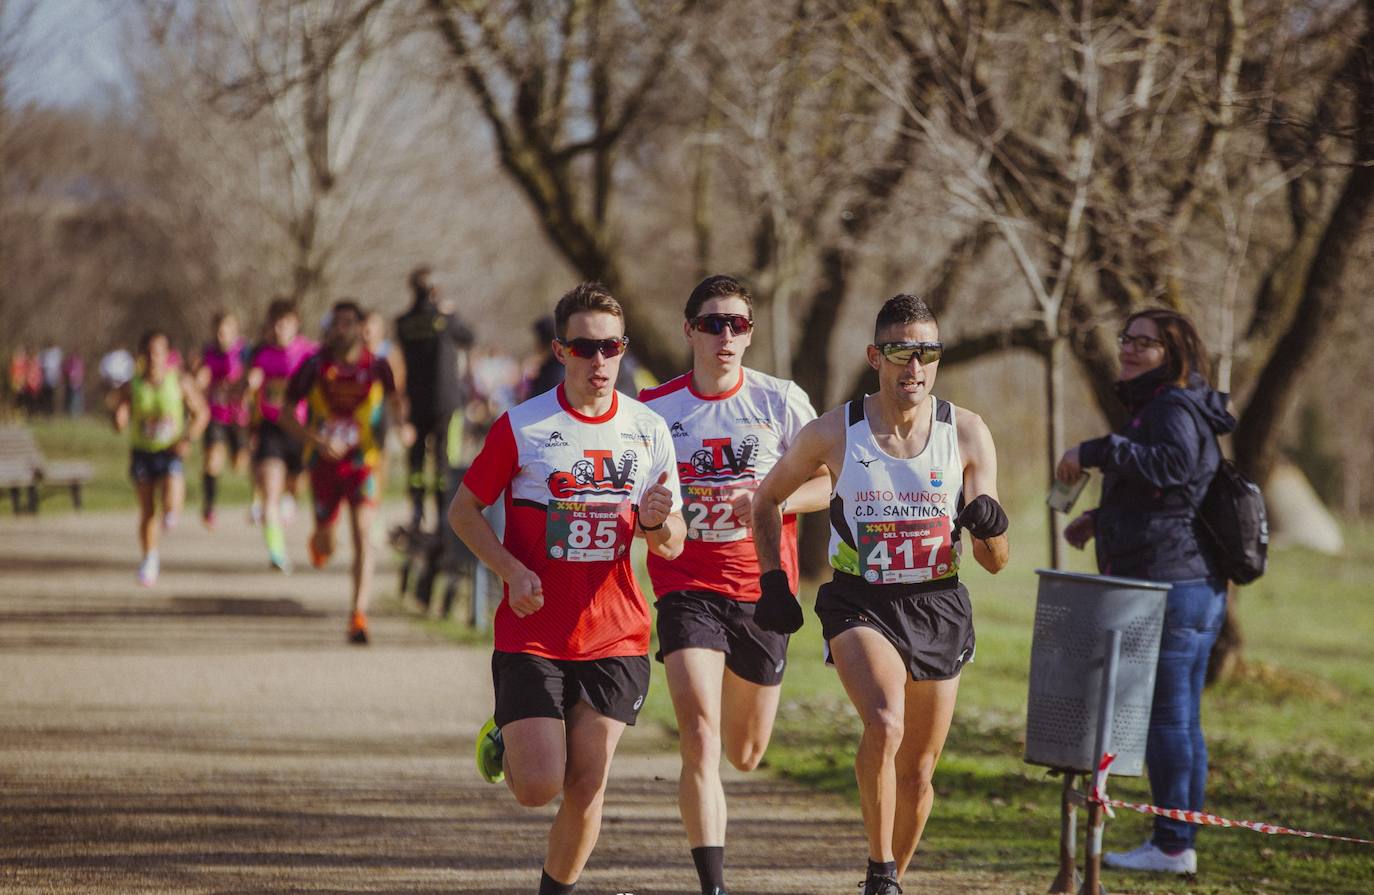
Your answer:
[640,368,816,601]
[828,396,964,585]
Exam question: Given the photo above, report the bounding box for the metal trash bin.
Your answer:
[1024,569,1170,776]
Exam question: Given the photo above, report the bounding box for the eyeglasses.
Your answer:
[1117,333,1165,352]
[876,341,943,365]
[559,336,629,359]
[689,314,754,336]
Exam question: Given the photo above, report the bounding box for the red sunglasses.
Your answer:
[559,336,629,359]
[690,314,753,336]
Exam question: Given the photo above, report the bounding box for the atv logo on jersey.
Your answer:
[670,421,690,438]
[679,435,759,484]
[544,431,568,448]
[547,449,639,498]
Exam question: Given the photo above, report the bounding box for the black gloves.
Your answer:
[754,569,804,634]
[955,494,1009,540]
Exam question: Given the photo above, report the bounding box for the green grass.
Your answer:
[24,417,1374,891]
[727,512,1374,895]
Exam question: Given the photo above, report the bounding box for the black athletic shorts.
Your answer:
[203,421,246,455]
[814,573,975,682]
[491,650,650,727]
[253,420,303,474]
[655,590,789,686]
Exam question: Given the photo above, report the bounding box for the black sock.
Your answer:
[537,869,575,895]
[691,845,725,893]
[409,487,425,523]
[868,859,897,879]
[203,473,217,511]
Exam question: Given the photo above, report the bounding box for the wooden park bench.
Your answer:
[0,425,95,513]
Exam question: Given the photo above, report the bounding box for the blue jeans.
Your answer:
[1146,577,1227,851]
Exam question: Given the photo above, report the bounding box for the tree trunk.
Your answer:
[1045,336,1067,568]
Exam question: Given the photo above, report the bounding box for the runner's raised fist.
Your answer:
[955,494,1009,541]
[639,471,673,531]
[507,566,544,617]
[754,569,803,634]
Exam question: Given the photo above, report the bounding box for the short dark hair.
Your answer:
[137,329,168,356]
[410,265,433,302]
[331,299,365,322]
[1123,308,1211,387]
[211,310,236,328]
[685,274,754,321]
[874,294,937,342]
[554,281,624,339]
[266,298,298,324]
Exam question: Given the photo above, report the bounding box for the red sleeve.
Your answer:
[464,413,518,506]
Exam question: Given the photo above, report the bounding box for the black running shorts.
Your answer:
[253,420,304,474]
[655,590,789,686]
[203,421,246,455]
[815,574,975,682]
[491,651,650,727]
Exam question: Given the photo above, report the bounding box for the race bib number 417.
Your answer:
[547,499,632,562]
[858,516,956,584]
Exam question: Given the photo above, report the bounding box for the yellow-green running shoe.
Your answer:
[476,717,505,783]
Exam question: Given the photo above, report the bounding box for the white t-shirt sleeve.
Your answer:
[649,417,684,513]
[780,382,818,449]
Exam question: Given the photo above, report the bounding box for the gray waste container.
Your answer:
[1023,569,1170,776]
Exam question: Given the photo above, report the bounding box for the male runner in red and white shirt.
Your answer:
[449,282,686,895]
[639,275,831,895]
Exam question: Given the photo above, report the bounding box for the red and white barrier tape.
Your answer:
[1088,753,1374,846]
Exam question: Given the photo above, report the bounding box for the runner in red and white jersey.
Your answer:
[449,282,685,895]
[639,275,831,895]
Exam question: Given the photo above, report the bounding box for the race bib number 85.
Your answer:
[547,499,632,562]
[858,516,957,584]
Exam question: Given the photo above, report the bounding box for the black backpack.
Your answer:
[1196,458,1269,585]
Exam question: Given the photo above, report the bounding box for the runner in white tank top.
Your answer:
[639,275,831,895]
[752,295,1010,895]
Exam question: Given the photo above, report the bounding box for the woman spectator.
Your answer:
[1055,309,1234,876]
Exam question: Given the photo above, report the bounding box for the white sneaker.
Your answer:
[137,553,160,587]
[281,494,297,524]
[249,501,263,525]
[1103,840,1197,874]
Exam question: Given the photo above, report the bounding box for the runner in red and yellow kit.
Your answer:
[638,275,830,895]
[281,300,412,644]
[449,282,686,895]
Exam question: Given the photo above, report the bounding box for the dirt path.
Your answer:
[0,508,1013,894]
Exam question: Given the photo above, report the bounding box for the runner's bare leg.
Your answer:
[666,648,727,846]
[893,674,960,879]
[720,666,782,772]
[545,701,627,883]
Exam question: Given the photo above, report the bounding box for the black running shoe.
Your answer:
[861,875,902,895]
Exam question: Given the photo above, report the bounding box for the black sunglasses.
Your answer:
[559,336,629,359]
[690,314,754,336]
[876,341,943,365]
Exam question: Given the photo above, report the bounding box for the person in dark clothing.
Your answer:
[523,315,563,400]
[1056,308,1235,877]
[395,265,475,527]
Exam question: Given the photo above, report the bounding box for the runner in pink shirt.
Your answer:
[245,299,317,571]
[192,312,251,528]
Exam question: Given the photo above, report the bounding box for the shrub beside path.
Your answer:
[0,510,1011,894]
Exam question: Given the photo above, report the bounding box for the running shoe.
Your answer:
[1103,841,1197,874]
[861,875,902,895]
[162,510,179,531]
[475,717,505,783]
[347,611,369,645]
[202,507,216,530]
[307,535,330,569]
[137,553,159,587]
[269,551,292,574]
[249,501,263,525]
[282,494,297,524]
